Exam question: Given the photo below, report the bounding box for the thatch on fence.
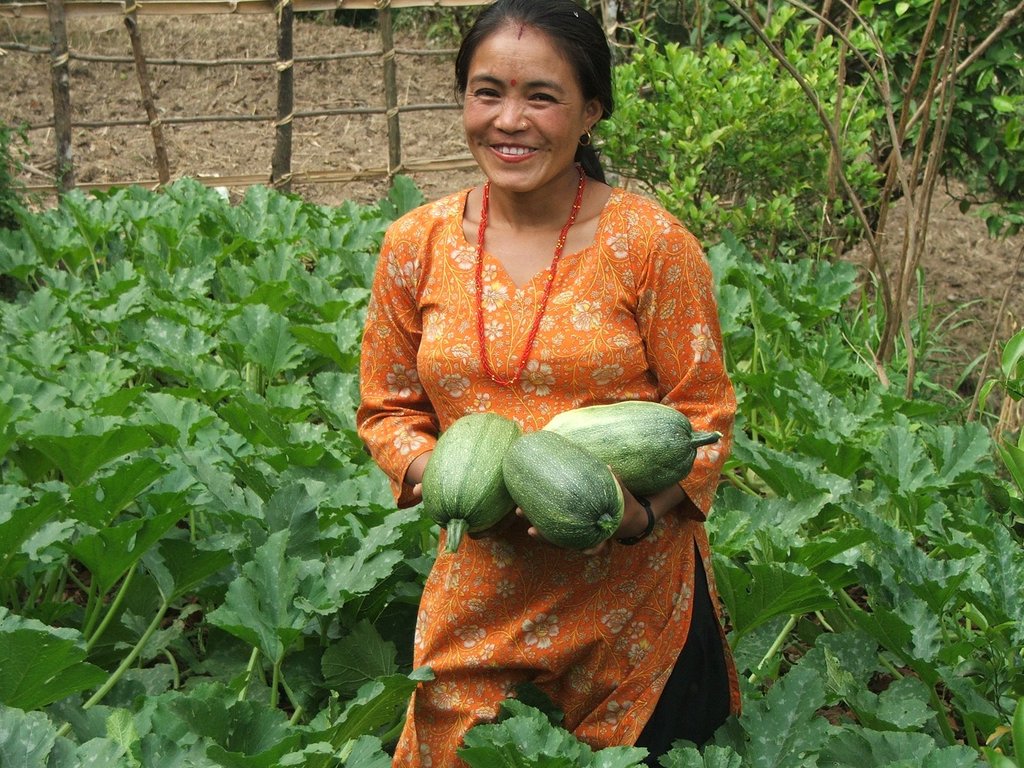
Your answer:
[1,0,487,196]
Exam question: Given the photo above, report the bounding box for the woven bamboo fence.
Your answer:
[0,0,491,195]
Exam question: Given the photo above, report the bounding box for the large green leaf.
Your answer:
[24,422,152,487]
[661,745,743,768]
[0,704,57,768]
[713,558,833,642]
[68,457,167,527]
[206,531,327,663]
[724,664,831,767]
[0,490,61,578]
[143,537,234,602]
[321,620,398,696]
[322,508,420,602]
[820,727,982,766]
[223,304,304,382]
[169,685,300,766]
[318,668,434,748]
[0,611,107,710]
[69,509,184,597]
[459,699,647,768]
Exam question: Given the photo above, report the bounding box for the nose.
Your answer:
[494,97,527,132]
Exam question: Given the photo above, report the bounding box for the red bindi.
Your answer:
[510,78,517,86]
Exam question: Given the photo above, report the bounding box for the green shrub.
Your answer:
[0,121,28,231]
[601,12,882,255]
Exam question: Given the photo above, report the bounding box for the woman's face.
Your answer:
[462,23,603,196]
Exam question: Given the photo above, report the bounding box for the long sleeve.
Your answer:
[356,219,439,507]
[634,219,736,517]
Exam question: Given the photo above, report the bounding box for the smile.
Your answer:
[492,145,535,157]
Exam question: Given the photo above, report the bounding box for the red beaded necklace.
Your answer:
[475,166,587,386]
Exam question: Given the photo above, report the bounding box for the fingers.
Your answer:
[467,510,517,540]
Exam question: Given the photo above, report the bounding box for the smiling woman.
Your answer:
[354,2,740,766]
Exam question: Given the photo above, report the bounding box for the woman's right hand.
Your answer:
[404,451,433,501]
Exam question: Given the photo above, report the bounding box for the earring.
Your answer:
[579,129,593,147]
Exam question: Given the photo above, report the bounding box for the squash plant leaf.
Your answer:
[0,704,58,768]
[319,668,435,748]
[660,744,743,767]
[312,371,359,432]
[459,698,647,768]
[713,559,833,642]
[819,727,982,767]
[0,612,107,710]
[0,490,61,578]
[975,523,1024,648]
[929,423,995,486]
[69,509,184,598]
[731,431,851,502]
[25,422,152,488]
[336,735,392,767]
[727,664,830,766]
[144,538,234,602]
[68,457,167,527]
[845,603,941,686]
[171,685,300,764]
[869,417,935,499]
[323,509,419,601]
[224,304,303,382]
[207,530,327,664]
[321,620,398,697]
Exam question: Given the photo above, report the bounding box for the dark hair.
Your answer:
[455,0,614,183]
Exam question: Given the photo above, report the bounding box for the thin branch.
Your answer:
[968,243,1024,421]
[906,0,1024,135]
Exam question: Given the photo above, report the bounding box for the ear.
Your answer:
[583,97,603,130]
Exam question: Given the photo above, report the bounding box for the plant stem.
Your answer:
[929,683,958,745]
[163,649,181,690]
[56,597,171,738]
[238,646,260,702]
[85,562,136,651]
[270,657,282,710]
[749,614,799,684]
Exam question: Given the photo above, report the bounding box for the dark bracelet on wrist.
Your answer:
[617,494,655,545]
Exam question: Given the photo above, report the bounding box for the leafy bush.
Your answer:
[602,12,882,255]
[0,121,28,231]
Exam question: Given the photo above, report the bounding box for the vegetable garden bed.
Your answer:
[0,179,1021,766]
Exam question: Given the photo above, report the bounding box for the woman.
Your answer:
[356,1,739,765]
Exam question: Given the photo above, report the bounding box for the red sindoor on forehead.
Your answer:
[511,78,517,86]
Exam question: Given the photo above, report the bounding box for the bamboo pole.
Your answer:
[46,0,74,192]
[271,0,294,191]
[22,102,460,132]
[0,42,457,65]
[20,154,479,194]
[379,0,402,177]
[124,3,171,185]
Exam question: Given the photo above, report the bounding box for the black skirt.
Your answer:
[633,547,731,763]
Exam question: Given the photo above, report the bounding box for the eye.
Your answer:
[472,88,500,99]
[530,92,558,103]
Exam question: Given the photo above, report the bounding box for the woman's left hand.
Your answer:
[517,473,653,556]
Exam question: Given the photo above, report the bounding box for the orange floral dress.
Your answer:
[356,185,739,767]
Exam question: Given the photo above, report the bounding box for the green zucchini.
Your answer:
[421,412,521,553]
[501,430,625,550]
[542,400,721,495]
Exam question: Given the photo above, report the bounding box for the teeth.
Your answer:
[495,146,532,156]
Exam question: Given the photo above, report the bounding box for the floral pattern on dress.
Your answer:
[356,187,740,768]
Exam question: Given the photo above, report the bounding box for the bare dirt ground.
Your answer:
[2,13,1021,397]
